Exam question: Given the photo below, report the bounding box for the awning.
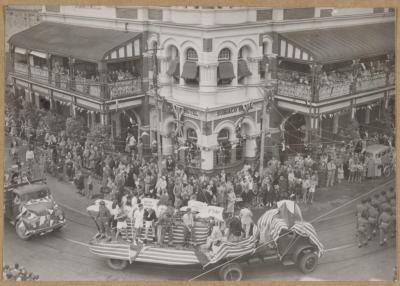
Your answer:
[30,51,47,59]
[218,61,235,80]
[14,47,27,55]
[279,22,394,64]
[237,59,252,79]
[167,59,180,77]
[181,61,198,80]
[9,22,141,62]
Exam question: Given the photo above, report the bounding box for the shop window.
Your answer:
[218,48,235,86]
[217,128,230,142]
[181,48,199,86]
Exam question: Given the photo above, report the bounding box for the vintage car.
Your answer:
[87,200,323,281]
[4,179,66,240]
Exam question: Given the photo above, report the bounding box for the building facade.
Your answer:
[7,6,395,172]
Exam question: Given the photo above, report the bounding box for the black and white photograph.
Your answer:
[3,5,396,281]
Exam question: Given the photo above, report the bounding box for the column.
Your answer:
[34,92,40,107]
[199,62,217,93]
[179,52,185,86]
[232,57,238,86]
[333,114,339,134]
[305,116,311,144]
[162,135,173,156]
[159,55,170,85]
[49,90,54,110]
[142,51,152,92]
[266,53,278,81]
[351,107,356,119]
[244,137,257,159]
[365,108,370,124]
[246,57,261,85]
[91,112,96,127]
[201,149,214,171]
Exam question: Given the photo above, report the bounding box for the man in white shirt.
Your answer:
[326,159,336,188]
[132,203,144,245]
[182,208,195,247]
[25,148,35,171]
[239,208,253,238]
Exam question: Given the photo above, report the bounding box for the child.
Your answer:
[337,164,344,184]
[86,174,94,199]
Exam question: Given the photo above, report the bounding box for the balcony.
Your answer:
[277,80,312,100]
[108,78,142,99]
[319,81,352,100]
[11,65,143,100]
[356,72,388,92]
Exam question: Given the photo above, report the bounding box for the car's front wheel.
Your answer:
[15,221,32,240]
[298,251,318,274]
[107,258,129,270]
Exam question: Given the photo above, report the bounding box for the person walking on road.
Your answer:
[326,159,336,188]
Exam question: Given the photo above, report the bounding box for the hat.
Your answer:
[99,200,105,205]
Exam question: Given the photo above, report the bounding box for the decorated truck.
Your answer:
[4,179,66,240]
[87,200,323,281]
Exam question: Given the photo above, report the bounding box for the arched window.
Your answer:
[187,128,198,142]
[182,48,199,86]
[217,48,234,85]
[237,47,252,84]
[217,128,230,142]
[186,48,198,61]
[262,42,269,56]
[218,48,231,61]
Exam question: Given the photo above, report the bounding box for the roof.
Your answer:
[9,22,141,62]
[365,144,390,154]
[13,183,49,196]
[279,22,395,64]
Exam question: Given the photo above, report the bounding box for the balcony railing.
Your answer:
[108,78,142,99]
[319,81,352,100]
[14,63,28,74]
[30,66,50,84]
[277,80,312,100]
[11,65,143,100]
[356,72,388,92]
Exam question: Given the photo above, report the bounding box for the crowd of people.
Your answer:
[3,264,40,281]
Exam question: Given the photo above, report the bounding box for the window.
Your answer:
[148,9,163,20]
[116,8,138,19]
[218,129,230,142]
[373,8,385,13]
[262,42,269,56]
[187,48,198,61]
[218,48,231,61]
[283,8,315,20]
[389,8,395,13]
[45,5,60,12]
[187,128,198,142]
[256,9,273,21]
[320,9,333,17]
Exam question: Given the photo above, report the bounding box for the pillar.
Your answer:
[201,149,214,171]
[34,92,40,107]
[365,108,370,124]
[244,137,257,159]
[305,116,311,144]
[161,135,173,156]
[351,107,356,119]
[232,57,238,86]
[266,54,278,81]
[199,62,217,93]
[333,114,339,134]
[246,57,261,85]
[179,52,185,86]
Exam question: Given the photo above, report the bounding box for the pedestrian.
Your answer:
[157,204,174,246]
[227,214,244,242]
[143,207,157,244]
[86,174,94,199]
[132,203,144,245]
[357,210,369,248]
[239,207,253,238]
[378,205,392,246]
[96,200,111,241]
[182,208,195,247]
[337,163,344,184]
[326,159,336,187]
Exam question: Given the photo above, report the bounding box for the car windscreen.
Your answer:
[21,189,50,201]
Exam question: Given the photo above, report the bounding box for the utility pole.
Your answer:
[259,82,274,176]
[148,42,163,177]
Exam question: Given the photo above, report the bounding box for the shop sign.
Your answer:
[216,102,254,117]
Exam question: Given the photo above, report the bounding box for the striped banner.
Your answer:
[257,209,324,256]
[88,241,135,262]
[204,226,259,267]
[135,246,200,265]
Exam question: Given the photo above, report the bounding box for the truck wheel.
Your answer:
[219,263,243,281]
[298,252,318,274]
[15,221,32,240]
[383,166,392,177]
[107,258,128,270]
